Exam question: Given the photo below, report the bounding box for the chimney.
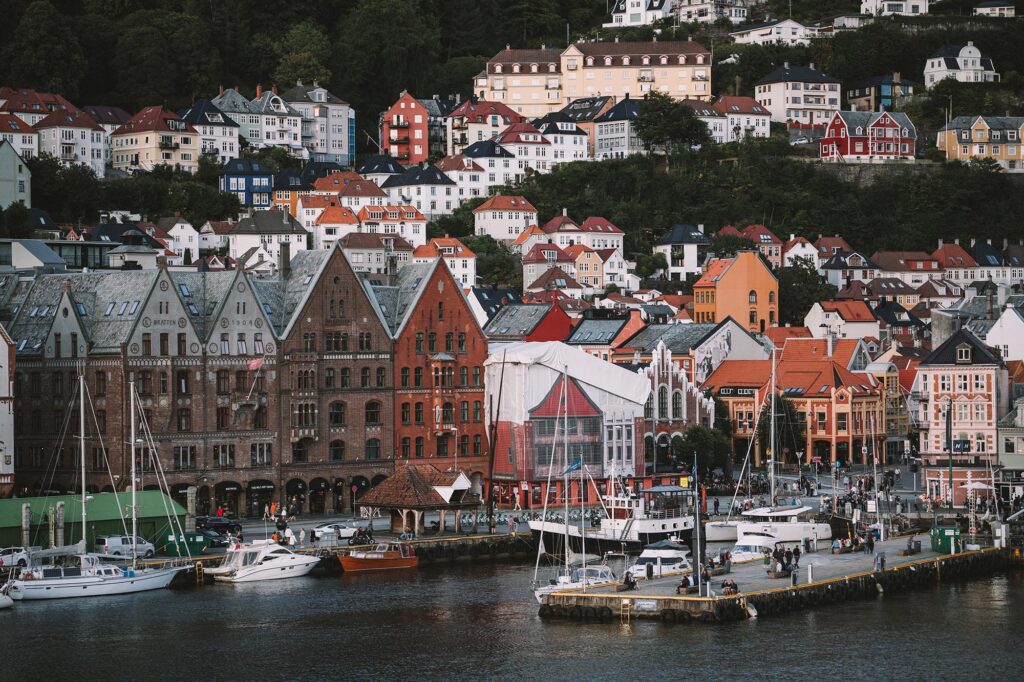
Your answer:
[893,72,901,84]
[986,288,994,319]
[987,239,992,245]
[218,84,224,96]
[790,233,796,241]
[1003,238,1009,249]
[156,255,168,269]
[938,238,943,247]
[614,36,619,43]
[954,238,960,245]
[256,83,263,98]
[697,224,704,234]
[271,86,278,94]
[562,207,567,217]
[809,62,816,71]
[784,62,790,70]
[971,238,976,247]
[279,241,291,279]
[826,334,833,357]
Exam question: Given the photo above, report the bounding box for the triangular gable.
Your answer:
[126,268,202,353]
[204,268,276,345]
[529,374,602,418]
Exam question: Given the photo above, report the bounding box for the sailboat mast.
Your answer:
[769,345,777,505]
[562,365,570,574]
[130,382,138,571]
[79,372,87,545]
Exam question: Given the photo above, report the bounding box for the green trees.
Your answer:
[462,235,521,289]
[676,425,732,477]
[756,394,806,465]
[707,232,758,258]
[634,92,713,154]
[271,22,332,86]
[777,257,837,326]
[3,1,86,99]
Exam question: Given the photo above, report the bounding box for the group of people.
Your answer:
[764,544,801,573]
[831,533,875,555]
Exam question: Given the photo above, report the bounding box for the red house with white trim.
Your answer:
[819,111,917,163]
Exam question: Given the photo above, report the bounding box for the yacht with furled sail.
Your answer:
[4,376,188,600]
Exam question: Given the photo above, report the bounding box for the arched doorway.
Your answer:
[143,484,160,491]
[308,478,330,514]
[333,478,347,514]
[247,480,275,518]
[214,481,241,517]
[655,433,671,473]
[169,483,192,510]
[644,435,654,474]
[836,442,850,467]
[196,485,211,515]
[350,475,370,510]
[671,435,685,469]
[285,478,307,516]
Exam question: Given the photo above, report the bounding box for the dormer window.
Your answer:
[956,344,972,363]
[622,56,630,66]
[678,55,686,65]
[697,55,705,64]
[548,63,556,72]
[659,56,668,65]
[530,63,538,73]
[512,64,520,73]
[604,57,613,66]
[642,56,650,65]
[586,57,594,66]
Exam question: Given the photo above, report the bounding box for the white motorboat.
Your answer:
[533,565,617,604]
[626,540,690,581]
[211,541,320,583]
[704,520,740,542]
[6,553,183,601]
[730,531,779,563]
[734,505,831,545]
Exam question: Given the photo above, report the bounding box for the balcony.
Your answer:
[455,134,468,145]
[158,139,179,150]
[290,427,318,442]
[390,133,410,143]
[693,73,708,82]
[60,151,77,161]
[638,73,654,83]
[545,81,561,90]
[390,120,410,129]
[451,121,467,130]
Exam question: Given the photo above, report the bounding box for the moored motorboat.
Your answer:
[338,542,418,572]
[625,539,690,581]
[212,540,320,583]
[735,505,832,546]
[533,564,616,604]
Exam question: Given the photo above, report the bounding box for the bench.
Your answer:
[831,546,854,555]
[677,584,700,595]
[766,569,792,579]
[899,548,920,557]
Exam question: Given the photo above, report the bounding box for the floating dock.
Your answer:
[538,536,1009,624]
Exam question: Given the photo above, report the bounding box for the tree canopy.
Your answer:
[777,257,837,326]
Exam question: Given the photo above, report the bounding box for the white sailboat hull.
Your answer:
[7,567,184,601]
[735,521,832,544]
[215,556,320,583]
[704,520,739,542]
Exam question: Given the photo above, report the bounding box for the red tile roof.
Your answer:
[764,326,812,346]
[448,99,524,125]
[522,242,572,264]
[815,235,853,255]
[541,215,580,233]
[712,95,769,116]
[316,205,359,225]
[337,179,387,198]
[32,110,103,131]
[0,87,77,116]
[579,216,623,234]
[414,237,475,259]
[357,464,475,508]
[495,121,549,145]
[716,225,744,238]
[113,106,196,135]
[357,205,426,221]
[474,195,537,213]
[741,223,782,245]
[434,154,484,173]
[931,243,977,268]
[694,258,732,287]
[783,235,812,252]
[563,244,595,259]
[513,225,544,245]
[702,360,772,391]
[312,171,364,192]
[819,300,875,322]
[0,112,35,134]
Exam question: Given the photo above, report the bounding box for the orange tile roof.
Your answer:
[513,225,544,245]
[474,195,537,213]
[313,171,364,192]
[656,294,693,310]
[764,326,812,346]
[414,237,476,259]
[931,243,978,268]
[702,360,771,391]
[815,235,853,255]
[819,300,875,322]
[563,244,595,259]
[337,179,387,198]
[783,235,812,252]
[694,258,731,287]
[300,195,340,209]
[316,205,359,225]
[0,112,36,134]
[357,204,426,221]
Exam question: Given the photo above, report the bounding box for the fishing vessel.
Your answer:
[209,541,320,583]
[5,377,187,600]
[338,542,419,572]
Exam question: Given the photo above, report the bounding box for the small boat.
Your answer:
[211,541,320,583]
[338,542,418,572]
[704,519,740,542]
[735,505,831,545]
[6,551,184,600]
[534,564,617,604]
[730,531,780,563]
[626,540,690,581]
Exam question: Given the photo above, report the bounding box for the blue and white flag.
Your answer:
[562,457,583,476]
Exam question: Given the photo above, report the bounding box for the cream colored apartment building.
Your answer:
[474,40,712,118]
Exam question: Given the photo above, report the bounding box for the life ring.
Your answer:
[23,572,34,580]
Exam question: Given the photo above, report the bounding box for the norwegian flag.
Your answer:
[247,357,264,371]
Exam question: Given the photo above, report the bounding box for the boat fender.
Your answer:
[599,606,614,622]
[745,603,758,620]
[582,607,597,621]
[714,602,727,620]
[538,605,553,619]
[700,611,717,623]
[568,606,583,620]
[660,609,676,623]
[551,605,566,619]
[676,610,692,623]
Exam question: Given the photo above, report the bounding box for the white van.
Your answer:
[95,535,156,558]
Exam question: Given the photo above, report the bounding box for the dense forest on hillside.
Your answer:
[3,0,1023,153]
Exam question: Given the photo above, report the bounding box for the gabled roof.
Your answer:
[932,243,977,268]
[364,260,439,336]
[316,205,359,226]
[227,210,308,236]
[356,154,405,176]
[872,300,926,328]
[32,110,104,131]
[179,98,239,128]
[579,217,623,234]
[113,106,196,136]
[447,99,524,125]
[654,223,709,246]
[513,225,545,246]
[740,224,781,245]
[783,235,813,252]
[921,328,1000,367]
[494,121,550,145]
[563,244,595,259]
[337,178,387,198]
[530,374,601,418]
[528,266,582,291]
[0,113,35,134]
[819,300,875,322]
[712,96,769,116]
[414,237,475,259]
[81,105,131,127]
[381,165,456,188]
[249,91,301,117]
[694,258,733,287]
[469,286,519,322]
[434,154,485,173]
[522,242,573,264]
[312,171,364,192]
[831,111,916,139]
[821,250,878,270]
[474,195,537,213]
[339,232,413,250]
[357,205,426,222]
[357,464,475,509]
[279,81,348,106]
[0,87,77,116]
[541,215,580,233]
[484,303,556,339]
[462,139,515,158]
[594,98,641,123]
[816,235,853,255]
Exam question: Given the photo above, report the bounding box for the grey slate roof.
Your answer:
[594,98,641,123]
[462,140,515,158]
[210,88,251,115]
[755,65,840,86]
[249,250,330,336]
[558,96,614,123]
[921,328,1001,366]
[221,158,273,176]
[86,224,164,250]
[566,318,626,345]
[835,111,917,139]
[484,303,553,339]
[227,211,308,236]
[620,322,718,353]
[365,261,436,335]
[469,287,520,322]
[279,82,349,106]
[179,98,239,128]
[654,224,710,246]
[357,154,405,176]
[15,239,64,265]
[249,92,302,117]
[381,165,456,188]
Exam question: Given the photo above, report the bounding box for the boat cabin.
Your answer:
[741,506,816,522]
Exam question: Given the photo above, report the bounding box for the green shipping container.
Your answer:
[930,525,961,553]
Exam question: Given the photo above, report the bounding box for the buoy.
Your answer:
[746,603,758,619]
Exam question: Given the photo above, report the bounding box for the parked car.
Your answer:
[790,135,811,146]
[311,522,360,540]
[195,516,242,535]
[95,535,156,558]
[198,529,228,548]
[0,546,33,568]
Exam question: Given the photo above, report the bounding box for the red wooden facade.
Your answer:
[380,91,430,165]
[820,111,916,162]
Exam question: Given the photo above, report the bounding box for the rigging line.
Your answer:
[135,393,191,560]
[30,381,79,549]
[724,381,773,520]
[84,383,130,537]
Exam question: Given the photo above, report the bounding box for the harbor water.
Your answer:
[4,560,1024,680]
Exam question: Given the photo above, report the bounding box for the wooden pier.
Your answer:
[538,537,1010,624]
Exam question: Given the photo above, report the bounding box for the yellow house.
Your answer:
[565,244,604,288]
[111,106,201,173]
[475,40,712,118]
[937,115,1024,172]
[693,250,778,333]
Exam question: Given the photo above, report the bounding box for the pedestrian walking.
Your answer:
[310,528,317,548]
[713,497,720,516]
[299,528,307,547]
[793,545,801,567]
[263,504,270,521]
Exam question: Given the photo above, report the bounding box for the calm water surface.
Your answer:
[4,560,1023,681]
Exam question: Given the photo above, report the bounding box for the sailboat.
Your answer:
[532,367,616,604]
[4,376,188,600]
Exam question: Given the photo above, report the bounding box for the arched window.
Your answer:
[376,367,386,387]
[340,368,350,387]
[622,56,630,66]
[442,402,454,424]
[604,56,612,66]
[360,367,371,387]
[460,401,469,422]
[642,55,650,65]
[176,408,191,431]
[530,63,538,73]
[329,440,345,461]
[495,64,502,73]
[645,396,653,420]
[415,437,424,458]
[365,438,380,460]
[586,57,594,66]
[749,290,757,304]
[401,438,410,458]
[445,332,454,352]
[769,291,776,303]
[672,391,683,419]
[512,63,520,73]
[365,401,381,425]
[254,406,268,429]
[329,402,346,427]
[216,370,229,394]
[658,385,668,417]
[292,441,308,463]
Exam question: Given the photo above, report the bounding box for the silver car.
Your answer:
[95,535,156,558]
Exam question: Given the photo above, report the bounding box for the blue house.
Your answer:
[219,158,273,208]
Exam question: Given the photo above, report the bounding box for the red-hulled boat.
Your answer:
[338,542,419,572]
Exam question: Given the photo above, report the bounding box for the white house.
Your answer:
[682,99,728,143]
[156,215,200,264]
[782,235,819,267]
[924,42,1000,89]
[339,232,413,274]
[712,96,772,141]
[435,154,488,203]
[445,99,523,156]
[0,141,31,209]
[413,237,477,288]
[596,248,631,292]
[0,113,38,160]
[281,80,355,165]
[314,203,360,250]
[987,305,1024,362]
[380,166,459,219]
[652,223,709,281]
[861,0,929,15]
[462,139,519,192]
[198,219,235,253]
[729,19,818,47]
[212,86,305,158]
[226,209,310,262]
[533,114,591,167]
[34,110,107,178]
[473,195,538,241]
[805,300,882,340]
[594,98,644,159]
[974,2,1015,17]
[493,121,553,176]
[179,98,240,163]
[754,62,841,126]
[357,205,428,248]
[677,1,751,24]
[604,0,676,27]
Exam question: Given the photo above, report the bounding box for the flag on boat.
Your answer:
[562,457,583,476]
[247,357,264,371]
